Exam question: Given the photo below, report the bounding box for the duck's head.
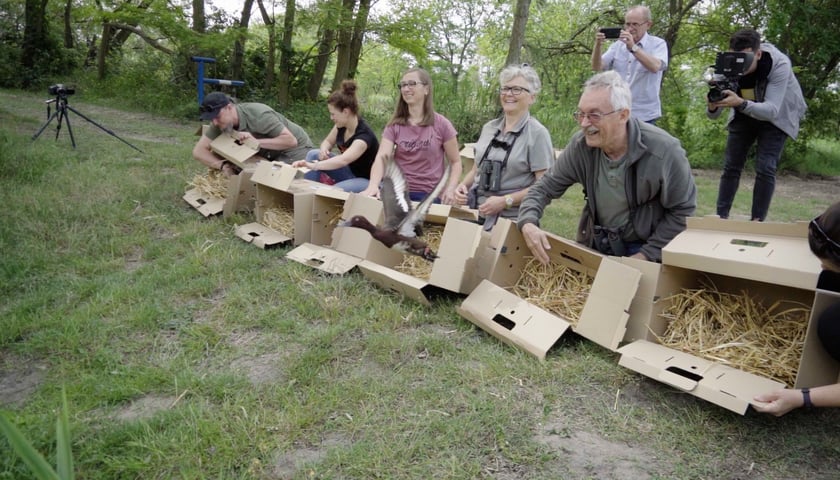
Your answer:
[338,215,377,231]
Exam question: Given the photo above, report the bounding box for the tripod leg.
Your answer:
[31,110,58,141]
[61,108,77,148]
[65,105,143,153]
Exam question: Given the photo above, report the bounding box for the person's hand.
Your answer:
[454,183,469,206]
[709,90,742,110]
[628,251,648,261]
[360,186,380,199]
[521,223,551,265]
[478,196,505,217]
[619,29,635,50]
[441,187,456,206]
[753,389,804,417]
[594,31,606,45]
[291,160,307,168]
[318,148,331,160]
[237,131,255,142]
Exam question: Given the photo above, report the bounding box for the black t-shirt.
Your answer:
[336,118,379,179]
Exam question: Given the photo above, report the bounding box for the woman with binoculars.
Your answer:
[454,64,554,230]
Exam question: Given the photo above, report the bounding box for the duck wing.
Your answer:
[396,160,451,238]
[381,157,413,233]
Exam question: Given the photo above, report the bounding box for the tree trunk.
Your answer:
[231,0,254,84]
[22,0,50,87]
[505,0,530,66]
[277,0,297,107]
[192,0,206,33]
[257,0,277,91]
[347,0,371,79]
[331,0,356,91]
[307,26,336,100]
[63,0,73,48]
[96,24,112,80]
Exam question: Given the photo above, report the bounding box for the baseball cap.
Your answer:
[199,92,230,120]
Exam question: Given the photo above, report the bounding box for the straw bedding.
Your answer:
[512,257,593,326]
[657,281,810,386]
[187,169,228,198]
[392,225,444,279]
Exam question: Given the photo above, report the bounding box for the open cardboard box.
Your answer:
[286,193,405,273]
[356,215,488,305]
[183,165,257,218]
[457,218,641,360]
[616,216,835,414]
[210,133,261,169]
[235,161,337,248]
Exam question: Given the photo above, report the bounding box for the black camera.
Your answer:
[705,51,753,103]
[48,84,75,96]
[479,160,503,192]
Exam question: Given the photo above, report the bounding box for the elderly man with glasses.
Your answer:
[591,5,668,124]
[518,71,696,263]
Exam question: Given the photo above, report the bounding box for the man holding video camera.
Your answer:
[591,5,668,124]
[707,29,807,222]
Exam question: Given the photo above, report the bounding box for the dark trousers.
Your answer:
[716,116,788,221]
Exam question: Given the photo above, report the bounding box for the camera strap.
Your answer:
[478,128,522,171]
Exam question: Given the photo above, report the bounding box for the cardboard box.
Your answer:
[210,133,260,169]
[356,217,489,305]
[183,166,256,218]
[457,218,641,360]
[235,161,332,248]
[287,193,404,271]
[616,217,833,414]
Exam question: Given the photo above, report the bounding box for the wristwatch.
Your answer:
[504,195,514,208]
[630,44,641,54]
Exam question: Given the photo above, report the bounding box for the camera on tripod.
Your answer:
[48,84,75,97]
[704,51,753,103]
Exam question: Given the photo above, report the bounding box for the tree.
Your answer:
[22,0,51,87]
[505,0,530,66]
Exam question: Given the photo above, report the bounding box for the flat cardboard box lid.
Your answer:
[235,222,292,249]
[663,216,821,291]
[183,188,224,217]
[210,133,260,167]
[286,243,363,274]
[357,260,438,306]
[574,257,640,351]
[457,279,571,360]
[617,340,785,415]
[250,161,302,192]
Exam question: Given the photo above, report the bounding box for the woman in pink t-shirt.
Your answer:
[361,68,462,203]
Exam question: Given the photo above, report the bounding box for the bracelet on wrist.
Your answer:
[802,388,814,408]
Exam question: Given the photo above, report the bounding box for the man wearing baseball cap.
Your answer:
[192,92,315,176]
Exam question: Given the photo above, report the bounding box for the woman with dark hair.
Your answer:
[292,79,379,193]
[753,201,840,416]
[360,68,462,203]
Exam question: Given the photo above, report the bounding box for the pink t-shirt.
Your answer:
[383,113,457,194]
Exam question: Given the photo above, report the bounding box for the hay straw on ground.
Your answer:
[392,225,444,279]
[262,206,295,236]
[511,257,592,325]
[657,280,810,386]
[187,169,228,198]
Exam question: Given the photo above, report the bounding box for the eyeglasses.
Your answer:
[810,218,840,250]
[573,109,622,123]
[498,86,530,96]
[624,21,647,28]
[398,80,427,89]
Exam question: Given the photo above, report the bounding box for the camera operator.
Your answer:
[454,64,553,230]
[518,71,696,264]
[707,29,807,222]
[591,5,668,125]
[192,92,315,176]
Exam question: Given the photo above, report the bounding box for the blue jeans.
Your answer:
[303,149,369,193]
[716,116,788,221]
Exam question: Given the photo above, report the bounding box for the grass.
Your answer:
[2,88,840,479]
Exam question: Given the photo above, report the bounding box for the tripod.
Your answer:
[31,94,144,153]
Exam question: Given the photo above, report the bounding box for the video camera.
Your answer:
[704,51,753,103]
[48,84,75,97]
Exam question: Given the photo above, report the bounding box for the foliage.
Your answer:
[0,388,73,480]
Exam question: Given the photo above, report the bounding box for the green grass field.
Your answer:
[1,89,840,479]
